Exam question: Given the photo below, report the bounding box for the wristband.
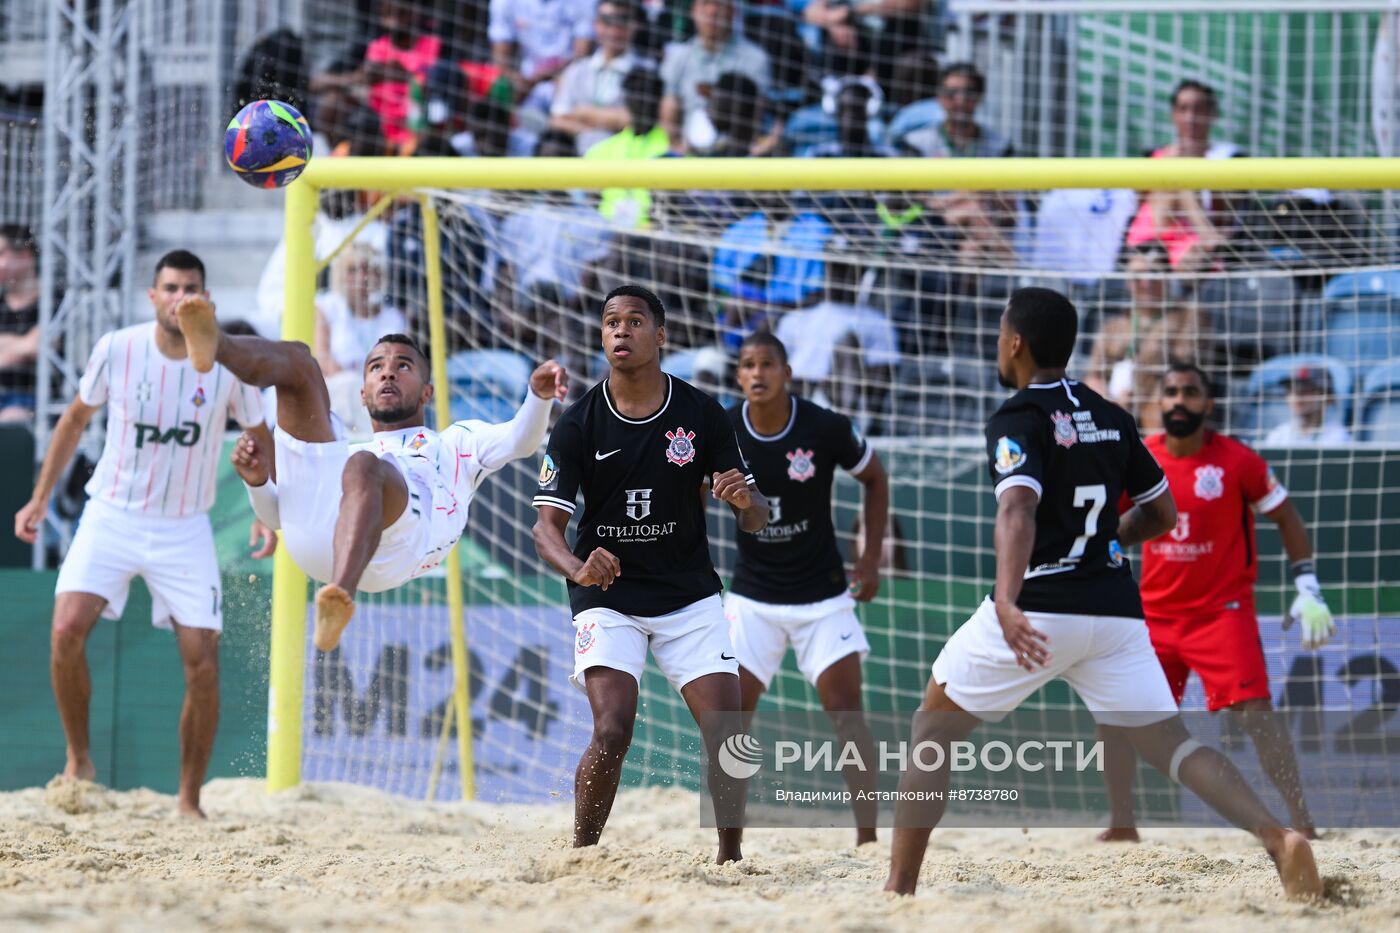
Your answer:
[1290,559,1316,579]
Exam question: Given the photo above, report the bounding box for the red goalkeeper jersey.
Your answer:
[1136,431,1289,616]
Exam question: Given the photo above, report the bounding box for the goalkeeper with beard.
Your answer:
[1097,363,1335,842]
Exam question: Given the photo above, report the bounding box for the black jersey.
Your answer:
[533,374,754,617]
[728,396,870,604]
[985,378,1168,618]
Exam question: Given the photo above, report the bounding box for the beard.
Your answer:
[366,398,418,424]
[1163,407,1206,437]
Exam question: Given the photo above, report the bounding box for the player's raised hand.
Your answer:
[849,554,881,602]
[248,519,278,559]
[711,470,753,509]
[230,431,270,487]
[995,601,1051,671]
[573,547,621,590]
[14,496,46,544]
[530,360,569,403]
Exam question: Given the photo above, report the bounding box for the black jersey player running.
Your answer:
[883,287,1320,900]
[727,332,889,845]
[532,285,769,863]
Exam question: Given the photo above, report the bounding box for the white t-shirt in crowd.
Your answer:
[1263,420,1353,447]
[317,292,407,373]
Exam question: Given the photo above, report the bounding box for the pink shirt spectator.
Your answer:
[366,34,442,146]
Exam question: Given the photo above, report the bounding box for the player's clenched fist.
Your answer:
[230,431,270,487]
[530,360,569,403]
[711,470,752,509]
[14,496,46,544]
[572,547,621,590]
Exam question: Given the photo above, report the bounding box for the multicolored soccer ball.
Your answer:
[224,99,312,189]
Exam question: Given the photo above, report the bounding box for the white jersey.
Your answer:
[355,392,553,575]
[80,323,265,517]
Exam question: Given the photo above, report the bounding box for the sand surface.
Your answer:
[1,777,1396,932]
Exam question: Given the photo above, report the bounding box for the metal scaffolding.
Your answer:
[36,0,140,564]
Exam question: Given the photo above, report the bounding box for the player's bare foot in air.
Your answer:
[175,294,220,373]
[1097,827,1140,843]
[1263,827,1322,901]
[314,584,355,651]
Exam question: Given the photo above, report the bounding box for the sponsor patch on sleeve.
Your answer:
[538,452,559,490]
[993,436,1027,475]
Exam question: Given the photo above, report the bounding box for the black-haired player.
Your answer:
[883,287,1320,900]
[727,332,888,845]
[176,297,567,652]
[532,284,769,863]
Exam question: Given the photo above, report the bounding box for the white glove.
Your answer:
[1285,572,1335,650]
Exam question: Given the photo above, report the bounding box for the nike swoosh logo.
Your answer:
[721,653,736,661]
[595,449,622,460]
[840,632,853,640]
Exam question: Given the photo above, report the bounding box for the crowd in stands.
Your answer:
[13,0,1395,445]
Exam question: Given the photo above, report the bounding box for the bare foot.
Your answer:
[856,829,878,846]
[64,757,97,782]
[1291,820,1320,840]
[1265,828,1322,901]
[178,801,208,820]
[314,584,355,652]
[1097,827,1141,843]
[175,295,220,373]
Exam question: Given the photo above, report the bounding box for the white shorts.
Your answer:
[571,594,738,694]
[724,591,871,688]
[274,428,434,593]
[55,500,222,632]
[931,598,1178,727]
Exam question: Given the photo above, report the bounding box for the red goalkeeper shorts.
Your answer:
[1145,603,1272,712]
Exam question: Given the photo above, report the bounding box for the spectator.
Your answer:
[1264,367,1353,446]
[1125,80,1242,271]
[805,77,893,158]
[550,0,639,155]
[703,71,767,157]
[711,200,833,349]
[1029,188,1138,285]
[0,225,41,423]
[773,246,898,431]
[799,0,925,85]
[585,68,671,228]
[897,63,1011,159]
[309,0,442,152]
[315,243,405,436]
[489,0,594,141]
[255,108,388,341]
[885,50,942,149]
[659,0,771,152]
[315,243,406,379]
[1083,242,1215,427]
[415,61,474,156]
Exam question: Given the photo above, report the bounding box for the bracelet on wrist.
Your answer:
[1290,559,1316,579]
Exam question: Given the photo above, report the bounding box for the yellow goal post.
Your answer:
[266,156,1400,797]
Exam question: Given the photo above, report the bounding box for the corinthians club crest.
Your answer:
[1051,410,1078,448]
[786,448,816,482]
[665,426,696,466]
[1194,465,1225,501]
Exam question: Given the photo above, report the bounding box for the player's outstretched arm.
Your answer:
[712,469,769,532]
[1117,490,1177,548]
[469,361,568,470]
[15,396,99,543]
[533,505,620,590]
[992,486,1050,670]
[849,454,889,602]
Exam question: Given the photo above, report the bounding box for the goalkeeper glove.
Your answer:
[1285,566,1335,650]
